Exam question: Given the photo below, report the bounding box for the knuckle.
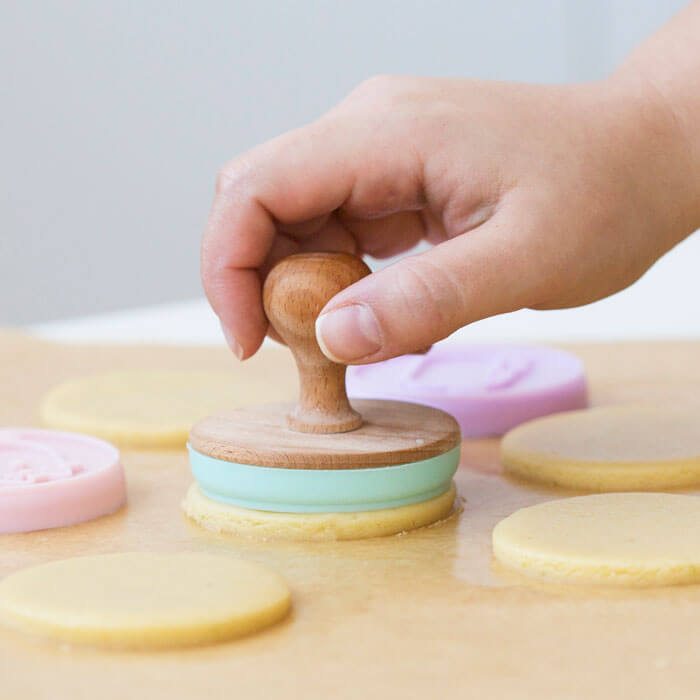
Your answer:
[351,74,403,100]
[214,165,236,195]
[215,156,254,196]
[394,258,463,330]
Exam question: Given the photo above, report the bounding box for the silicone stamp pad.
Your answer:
[0,428,126,533]
[347,344,588,437]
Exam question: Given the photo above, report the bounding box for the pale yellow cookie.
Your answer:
[501,404,700,491]
[0,552,291,648]
[41,371,247,448]
[183,481,457,541]
[493,493,700,586]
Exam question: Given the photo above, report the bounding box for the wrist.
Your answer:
[603,64,700,237]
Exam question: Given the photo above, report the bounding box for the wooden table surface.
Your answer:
[2,329,700,699]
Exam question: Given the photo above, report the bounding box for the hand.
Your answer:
[202,74,696,363]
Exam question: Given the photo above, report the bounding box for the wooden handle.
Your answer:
[263,252,371,434]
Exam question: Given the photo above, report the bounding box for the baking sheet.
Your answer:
[2,329,700,699]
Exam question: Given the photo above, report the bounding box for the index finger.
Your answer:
[201,121,359,359]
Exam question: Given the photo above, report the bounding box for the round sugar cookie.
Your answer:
[0,553,291,648]
[492,493,700,586]
[501,404,700,491]
[41,370,252,448]
[0,428,125,533]
[182,481,457,541]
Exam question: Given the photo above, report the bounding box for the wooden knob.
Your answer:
[263,252,371,434]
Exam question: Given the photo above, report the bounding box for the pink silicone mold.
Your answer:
[347,344,588,438]
[0,428,126,533]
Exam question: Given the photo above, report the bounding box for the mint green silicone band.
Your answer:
[188,445,460,513]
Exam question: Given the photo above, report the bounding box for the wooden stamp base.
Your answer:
[189,399,461,470]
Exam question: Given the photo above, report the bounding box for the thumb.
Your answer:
[315,219,539,364]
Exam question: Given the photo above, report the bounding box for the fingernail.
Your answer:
[220,323,244,360]
[316,304,382,363]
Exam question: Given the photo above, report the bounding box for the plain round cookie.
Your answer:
[183,481,457,541]
[492,493,700,586]
[41,371,249,448]
[501,404,700,491]
[0,553,291,648]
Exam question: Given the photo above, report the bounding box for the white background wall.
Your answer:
[1,0,693,333]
